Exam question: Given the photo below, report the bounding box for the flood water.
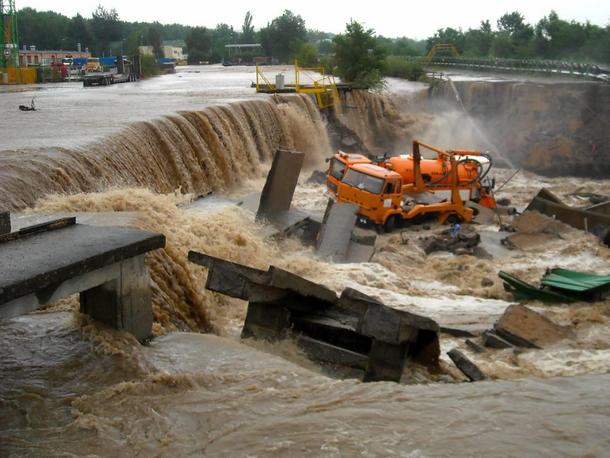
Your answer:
[1,65,609,457]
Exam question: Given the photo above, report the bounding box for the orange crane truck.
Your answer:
[326,140,496,231]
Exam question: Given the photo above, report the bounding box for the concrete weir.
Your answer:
[0,217,165,341]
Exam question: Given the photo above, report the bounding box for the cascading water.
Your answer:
[0,95,331,211]
[446,76,517,169]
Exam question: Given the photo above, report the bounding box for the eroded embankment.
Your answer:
[429,80,610,177]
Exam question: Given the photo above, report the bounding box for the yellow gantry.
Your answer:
[255,60,340,110]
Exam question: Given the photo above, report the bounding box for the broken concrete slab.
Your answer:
[494,304,575,349]
[440,325,486,338]
[466,201,497,225]
[257,148,305,220]
[482,330,514,349]
[240,191,323,244]
[10,212,140,231]
[587,201,610,216]
[0,222,165,341]
[465,339,485,354]
[189,252,440,382]
[0,211,10,235]
[447,348,487,381]
[525,188,610,246]
[316,199,358,261]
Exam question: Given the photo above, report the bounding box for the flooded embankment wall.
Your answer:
[430,80,610,177]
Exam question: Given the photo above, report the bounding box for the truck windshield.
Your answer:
[343,170,385,194]
[329,158,345,180]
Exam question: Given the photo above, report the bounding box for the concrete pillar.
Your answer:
[80,254,153,341]
[363,340,408,382]
[241,302,291,341]
[0,211,10,235]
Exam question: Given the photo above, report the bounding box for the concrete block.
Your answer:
[257,149,305,220]
[80,255,153,341]
[0,211,10,235]
[297,335,368,370]
[525,189,610,246]
[241,302,291,341]
[482,330,514,349]
[363,340,408,382]
[447,348,487,381]
[316,199,358,261]
[494,304,575,349]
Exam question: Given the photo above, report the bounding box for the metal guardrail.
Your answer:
[405,56,609,82]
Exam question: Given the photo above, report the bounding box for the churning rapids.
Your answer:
[1,66,609,457]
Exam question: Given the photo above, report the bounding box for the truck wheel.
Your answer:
[446,214,461,225]
[384,215,398,233]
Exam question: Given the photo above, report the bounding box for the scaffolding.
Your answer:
[1,0,19,68]
[255,60,340,110]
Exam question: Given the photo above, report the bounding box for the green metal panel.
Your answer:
[498,271,575,303]
[541,268,610,294]
[1,0,19,68]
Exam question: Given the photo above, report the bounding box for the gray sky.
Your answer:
[18,0,610,39]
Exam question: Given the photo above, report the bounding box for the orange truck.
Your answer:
[326,140,497,231]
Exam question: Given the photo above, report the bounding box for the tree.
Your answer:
[333,20,386,88]
[296,42,318,66]
[145,22,164,58]
[210,23,236,63]
[426,27,466,53]
[259,10,306,62]
[497,11,533,54]
[90,5,121,55]
[241,11,255,43]
[185,27,211,64]
[67,14,92,51]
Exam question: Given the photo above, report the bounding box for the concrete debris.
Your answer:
[421,227,480,255]
[525,188,610,246]
[316,199,376,263]
[500,211,572,250]
[587,201,610,216]
[257,148,305,221]
[447,348,487,381]
[466,201,497,225]
[316,199,358,260]
[465,339,486,354]
[189,251,440,383]
[493,304,575,349]
[440,325,485,338]
[0,220,165,341]
[0,211,10,235]
[306,170,327,185]
[482,330,514,349]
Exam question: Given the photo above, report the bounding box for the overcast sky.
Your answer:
[19,0,610,39]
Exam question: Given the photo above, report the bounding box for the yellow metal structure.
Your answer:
[294,60,340,109]
[255,61,340,110]
[425,43,459,63]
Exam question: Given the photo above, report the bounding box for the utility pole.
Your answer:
[0,0,19,68]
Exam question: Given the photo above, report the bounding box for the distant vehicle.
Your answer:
[85,58,102,73]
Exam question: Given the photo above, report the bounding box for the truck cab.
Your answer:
[328,157,404,229]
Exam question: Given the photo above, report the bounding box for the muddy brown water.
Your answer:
[1,66,609,456]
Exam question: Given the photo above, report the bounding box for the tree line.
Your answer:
[16,6,610,69]
[427,11,610,63]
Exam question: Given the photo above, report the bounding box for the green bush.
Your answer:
[140,54,160,77]
[384,56,425,81]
